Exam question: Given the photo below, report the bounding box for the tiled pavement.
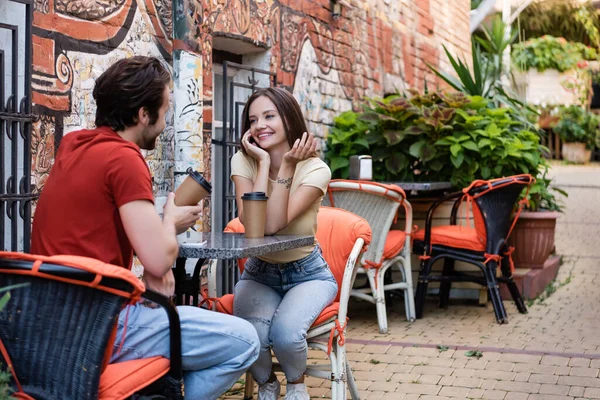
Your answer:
[222,163,600,400]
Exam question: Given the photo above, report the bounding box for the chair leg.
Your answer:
[438,258,455,309]
[501,254,528,314]
[346,358,360,400]
[243,371,254,400]
[415,259,432,319]
[396,258,416,322]
[372,268,388,334]
[483,262,508,324]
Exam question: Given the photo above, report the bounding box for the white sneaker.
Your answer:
[284,383,310,400]
[258,379,281,400]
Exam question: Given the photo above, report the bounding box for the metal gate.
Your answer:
[1,0,35,252]
[212,61,276,294]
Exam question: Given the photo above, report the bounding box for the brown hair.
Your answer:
[93,56,171,131]
[240,87,308,154]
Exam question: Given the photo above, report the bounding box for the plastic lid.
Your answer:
[186,167,212,193]
[241,191,268,201]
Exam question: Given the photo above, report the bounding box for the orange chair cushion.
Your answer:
[99,356,170,400]
[383,230,406,259]
[215,293,234,314]
[216,294,339,328]
[413,225,485,252]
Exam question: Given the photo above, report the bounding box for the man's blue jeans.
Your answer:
[110,303,260,399]
[233,246,338,384]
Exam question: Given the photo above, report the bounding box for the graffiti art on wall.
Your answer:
[31,0,178,199]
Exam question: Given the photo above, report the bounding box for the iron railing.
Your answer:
[1,0,36,252]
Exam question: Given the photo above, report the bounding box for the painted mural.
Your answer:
[29,0,469,222]
[32,0,179,203]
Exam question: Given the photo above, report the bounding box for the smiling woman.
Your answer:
[229,87,334,400]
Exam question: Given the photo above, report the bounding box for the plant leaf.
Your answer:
[330,157,350,173]
[450,143,462,157]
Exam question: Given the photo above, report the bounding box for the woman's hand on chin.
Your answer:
[242,130,270,164]
[283,131,318,166]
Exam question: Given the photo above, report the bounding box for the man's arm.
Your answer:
[119,192,202,277]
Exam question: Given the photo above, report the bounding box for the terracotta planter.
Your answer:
[562,142,592,163]
[507,211,561,269]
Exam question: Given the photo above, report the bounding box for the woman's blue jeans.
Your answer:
[233,245,338,384]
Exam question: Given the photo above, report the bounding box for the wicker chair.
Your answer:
[412,174,534,324]
[322,180,415,333]
[206,207,371,400]
[0,252,183,400]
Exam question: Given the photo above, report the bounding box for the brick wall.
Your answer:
[208,0,471,138]
[28,0,471,233]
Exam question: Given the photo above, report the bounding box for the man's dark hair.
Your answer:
[93,56,171,131]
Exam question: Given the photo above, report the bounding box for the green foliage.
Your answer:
[428,28,534,126]
[519,0,600,47]
[551,105,600,149]
[325,91,546,189]
[524,163,568,212]
[512,36,596,73]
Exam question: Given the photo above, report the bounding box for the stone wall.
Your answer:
[28,0,471,228]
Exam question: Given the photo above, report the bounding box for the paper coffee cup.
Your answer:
[174,168,212,206]
[242,192,268,238]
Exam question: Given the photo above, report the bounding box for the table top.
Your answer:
[386,181,453,191]
[178,232,315,259]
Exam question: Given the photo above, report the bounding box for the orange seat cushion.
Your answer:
[383,230,406,259]
[413,225,485,252]
[216,293,234,314]
[99,356,170,400]
[216,294,339,328]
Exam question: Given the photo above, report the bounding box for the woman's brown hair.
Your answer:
[93,56,171,131]
[239,87,308,154]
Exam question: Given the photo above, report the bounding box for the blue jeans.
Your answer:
[110,303,260,400]
[233,245,338,384]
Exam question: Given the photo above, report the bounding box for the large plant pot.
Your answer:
[562,142,592,163]
[514,69,588,106]
[508,211,561,269]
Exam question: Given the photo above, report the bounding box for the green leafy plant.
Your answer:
[519,0,600,47]
[326,91,546,189]
[464,350,484,359]
[427,33,535,127]
[524,163,568,212]
[512,36,593,73]
[551,105,600,149]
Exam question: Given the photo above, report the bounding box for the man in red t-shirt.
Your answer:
[31,56,259,399]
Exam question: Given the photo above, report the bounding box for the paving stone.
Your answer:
[568,386,585,397]
[569,366,599,377]
[395,383,440,395]
[540,356,570,366]
[482,389,507,399]
[568,358,590,367]
[504,393,529,400]
[494,381,540,394]
[417,374,442,385]
[439,386,471,397]
[528,373,559,384]
[473,369,516,381]
[514,372,531,382]
[538,383,570,396]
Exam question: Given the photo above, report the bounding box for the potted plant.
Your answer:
[512,36,597,106]
[551,105,600,163]
[507,163,567,269]
[325,90,544,189]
